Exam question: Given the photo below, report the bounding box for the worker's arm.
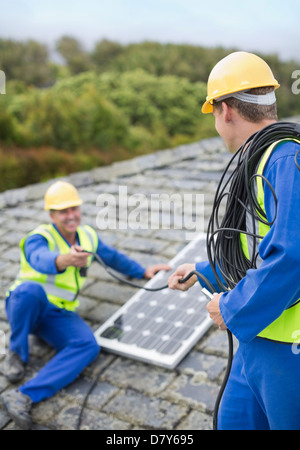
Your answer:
[96,238,145,278]
[218,142,300,343]
[195,260,226,293]
[168,259,226,292]
[24,236,88,273]
[24,235,60,274]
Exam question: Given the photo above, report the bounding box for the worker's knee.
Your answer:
[70,334,100,364]
[84,335,100,362]
[7,281,48,310]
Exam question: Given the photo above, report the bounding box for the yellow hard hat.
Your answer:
[202,51,280,114]
[44,181,83,210]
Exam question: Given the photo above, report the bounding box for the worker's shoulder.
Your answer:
[267,137,300,168]
[28,223,53,236]
[24,224,54,243]
[80,224,99,237]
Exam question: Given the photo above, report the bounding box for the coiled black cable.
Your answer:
[207,121,300,292]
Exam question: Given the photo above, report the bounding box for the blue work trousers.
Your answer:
[218,338,300,430]
[5,281,100,403]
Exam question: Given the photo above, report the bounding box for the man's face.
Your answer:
[50,206,81,235]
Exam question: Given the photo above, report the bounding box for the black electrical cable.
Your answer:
[295,150,300,171]
[81,249,169,291]
[76,362,113,430]
[179,270,233,430]
[179,269,215,293]
[207,121,300,292]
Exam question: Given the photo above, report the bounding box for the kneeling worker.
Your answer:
[1,181,170,429]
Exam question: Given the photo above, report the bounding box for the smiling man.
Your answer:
[1,180,170,429]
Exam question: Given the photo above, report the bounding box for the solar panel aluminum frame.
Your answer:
[94,233,213,369]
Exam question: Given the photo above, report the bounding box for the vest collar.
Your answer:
[52,223,79,248]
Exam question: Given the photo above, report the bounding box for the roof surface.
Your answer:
[0,135,238,430]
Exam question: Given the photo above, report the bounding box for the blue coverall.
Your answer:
[5,227,145,403]
[196,140,300,430]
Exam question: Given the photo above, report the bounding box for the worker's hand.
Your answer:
[55,245,89,271]
[206,293,227,330]
[144,263,171,279]
[168,263,197,291]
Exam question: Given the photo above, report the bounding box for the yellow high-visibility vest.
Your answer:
[240,138,300,343]
[8,224,98,311]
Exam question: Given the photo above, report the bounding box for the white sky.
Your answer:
[0,0,299,62]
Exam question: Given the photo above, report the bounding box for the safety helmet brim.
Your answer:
[45,199,83,211]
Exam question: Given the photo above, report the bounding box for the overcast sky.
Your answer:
[1,0,299,62]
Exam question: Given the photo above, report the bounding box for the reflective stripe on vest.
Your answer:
[240,138,300,343]
[9,224,98,311]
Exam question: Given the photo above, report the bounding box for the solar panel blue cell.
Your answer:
[139,334,163,350]
[157,339,182,355]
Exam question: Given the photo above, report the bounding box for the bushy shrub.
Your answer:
[4,84,130,150]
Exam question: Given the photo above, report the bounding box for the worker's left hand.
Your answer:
[144,264,171,279]
[206,293,227,330]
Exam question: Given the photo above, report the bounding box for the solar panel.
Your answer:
[94,233,213,369]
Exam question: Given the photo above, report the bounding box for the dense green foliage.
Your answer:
[0,37,299,191]
[1,68,213,147]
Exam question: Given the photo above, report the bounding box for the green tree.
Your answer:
[5,82,130,150]
[0,39,54,86]
[56,36,93,74]
[91,39,124,72]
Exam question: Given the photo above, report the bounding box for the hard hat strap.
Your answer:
[215,90,276,106]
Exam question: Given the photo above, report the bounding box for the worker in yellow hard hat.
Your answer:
[169,51,300,430]
[1,180,170,429]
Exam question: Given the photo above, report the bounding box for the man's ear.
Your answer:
[221,101,232,123]
[49,210,55,221]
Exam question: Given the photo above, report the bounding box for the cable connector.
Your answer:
[202,287,214,300]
